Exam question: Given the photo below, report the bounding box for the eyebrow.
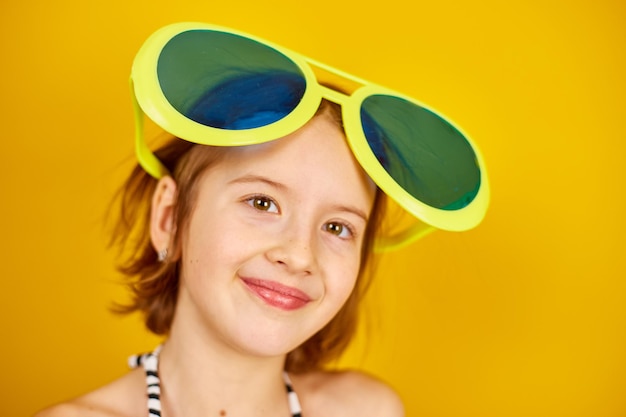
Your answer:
[228,174,287,191]
[228,174,370,222]
[330,203,369,223]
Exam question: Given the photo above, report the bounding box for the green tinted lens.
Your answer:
[157,30,307,129]
[361,95,481,210]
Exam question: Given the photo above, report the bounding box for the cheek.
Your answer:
[181,214,260,285]
[179,219,225,282]
[327,259,362,305]
[184,208,238,258]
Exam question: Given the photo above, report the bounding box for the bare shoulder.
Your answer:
[290,369,405,417]
[34,401,102,417]
[35,368,145,417]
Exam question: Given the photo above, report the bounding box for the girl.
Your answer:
[38,22,488,417]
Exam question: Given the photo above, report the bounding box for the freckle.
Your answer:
[219,410,227,416]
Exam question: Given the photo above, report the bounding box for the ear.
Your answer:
[150,176,178,254]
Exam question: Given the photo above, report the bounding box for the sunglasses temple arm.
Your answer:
[374,223,437,253]
[306,55,374,89]
[130,78,171,179]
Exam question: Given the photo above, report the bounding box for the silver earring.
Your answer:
[157,248,168,262]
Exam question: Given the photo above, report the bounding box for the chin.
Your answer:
[229,321,320,359]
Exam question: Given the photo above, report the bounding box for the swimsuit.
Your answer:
[129,347,303,417]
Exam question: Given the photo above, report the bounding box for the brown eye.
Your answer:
[248,195,278,213]
[254,198,270,210]
[324,222,353,238]
[326,222,344,235]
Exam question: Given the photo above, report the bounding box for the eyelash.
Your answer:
[244,194,357,240]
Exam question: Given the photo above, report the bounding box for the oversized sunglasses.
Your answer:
[131,22,490,251]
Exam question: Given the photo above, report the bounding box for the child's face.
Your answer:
[175,114,377,357]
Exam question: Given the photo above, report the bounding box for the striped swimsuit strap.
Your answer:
[129,347,303,417]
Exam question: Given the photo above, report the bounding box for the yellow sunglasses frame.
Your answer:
[131,22,490,251]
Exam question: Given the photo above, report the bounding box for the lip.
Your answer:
[241,278,311,311]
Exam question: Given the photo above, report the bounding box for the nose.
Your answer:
[265,226,317,275]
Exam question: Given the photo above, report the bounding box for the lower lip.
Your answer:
[241,278,311,311]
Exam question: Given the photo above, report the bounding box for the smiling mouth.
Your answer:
[241,278,311,311]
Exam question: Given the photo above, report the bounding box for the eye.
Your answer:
[246,195,279,213]
[324,221,354,239]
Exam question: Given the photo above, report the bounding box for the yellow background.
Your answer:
[2,1,625,416]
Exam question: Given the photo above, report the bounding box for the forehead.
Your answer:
[211,115,376,207]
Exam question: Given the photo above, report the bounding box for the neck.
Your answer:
[157,309,292,417]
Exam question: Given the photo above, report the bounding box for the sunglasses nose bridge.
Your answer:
[318,84,351,106]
